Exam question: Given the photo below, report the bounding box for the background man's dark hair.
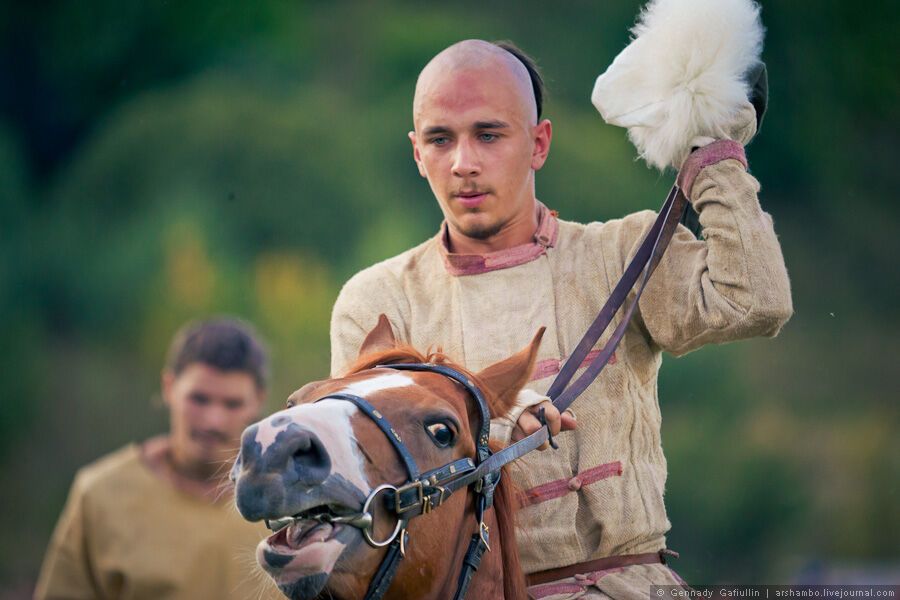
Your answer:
[165,317,270,390]
[493,40,545,120]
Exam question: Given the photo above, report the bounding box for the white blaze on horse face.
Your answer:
[338,372,415,397]
[252,373,415,494]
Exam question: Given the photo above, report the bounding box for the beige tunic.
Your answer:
[330,158,792,585]
[35,444,280,600]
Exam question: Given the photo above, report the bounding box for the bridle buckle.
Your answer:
[479,521,491,552]
[395,480,424,515]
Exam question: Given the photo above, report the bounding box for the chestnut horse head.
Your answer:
[231,315,543,600]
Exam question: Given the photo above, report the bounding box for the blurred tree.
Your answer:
[0,0,897,591]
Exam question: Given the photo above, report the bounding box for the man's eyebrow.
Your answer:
[423,125,452,136]
[474,120,510,130]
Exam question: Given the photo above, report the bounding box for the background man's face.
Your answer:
[163,362,263,474]
[410,65,548,241]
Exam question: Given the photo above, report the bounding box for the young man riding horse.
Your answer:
[329,40,792,598]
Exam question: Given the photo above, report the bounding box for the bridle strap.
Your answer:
[452,495,491,600]
[384,363,492,465]
[363,531,408,600]
[318,393,420,480]
[549,184,688,411]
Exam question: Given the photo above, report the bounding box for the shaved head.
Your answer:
[414,40,539,126]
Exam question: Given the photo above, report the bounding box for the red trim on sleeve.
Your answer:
[677,139,747,198]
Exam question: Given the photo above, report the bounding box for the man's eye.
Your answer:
[425,422,455,448]
[430,136,449,146]
[479,133,498,142]
[190,394,210,406]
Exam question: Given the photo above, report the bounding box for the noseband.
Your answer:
[267,363,517,600]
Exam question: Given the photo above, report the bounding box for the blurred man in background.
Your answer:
[35,317,280,600]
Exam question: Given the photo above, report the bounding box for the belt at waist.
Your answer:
[526,549,679,587]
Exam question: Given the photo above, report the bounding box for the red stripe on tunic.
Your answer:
[530,348,617,382]
[522,461,623,506]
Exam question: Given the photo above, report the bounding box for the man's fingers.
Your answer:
[511,412,550,449]
[512,412,542,439]
[535,401,562,436]
[511,401,575,451]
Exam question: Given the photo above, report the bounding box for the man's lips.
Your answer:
[454,191,488,208]
[191,430,229,446]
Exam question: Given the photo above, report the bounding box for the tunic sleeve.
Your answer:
[34,474,101,600]
[623,147,793,356]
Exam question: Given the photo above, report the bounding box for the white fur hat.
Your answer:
[592,0,765,170]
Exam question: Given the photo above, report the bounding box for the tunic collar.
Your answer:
[437,202,559,276]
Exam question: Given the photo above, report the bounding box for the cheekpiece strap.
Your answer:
[452,495,491,600]
[317,393,420,481]
[363,530,409,600]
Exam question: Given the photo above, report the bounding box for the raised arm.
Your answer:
[626,138,793,356]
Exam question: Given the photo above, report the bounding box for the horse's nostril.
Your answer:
[293,435,311,454]
[291,430,331,484]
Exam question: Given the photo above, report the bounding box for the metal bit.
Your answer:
[325,512,373,529]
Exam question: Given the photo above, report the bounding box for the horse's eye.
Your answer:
[425,422,455,448]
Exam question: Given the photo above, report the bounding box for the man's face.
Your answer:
[163,363,264,474]
[410,64,551,242]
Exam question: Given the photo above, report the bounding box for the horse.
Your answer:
[230,315,543,600]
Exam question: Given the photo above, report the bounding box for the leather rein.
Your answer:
[266,184,688,599]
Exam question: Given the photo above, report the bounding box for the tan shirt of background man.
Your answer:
[35,318,281,600]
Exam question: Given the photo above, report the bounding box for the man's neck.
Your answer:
[140,435,230,503]
[446,203,541,255]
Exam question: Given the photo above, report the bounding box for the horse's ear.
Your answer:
[476,327,545,417]
[358,314,398,358]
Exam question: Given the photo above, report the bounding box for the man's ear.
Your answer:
[161,369,175,408]
[358,314,398,358]
[531,119,553,171]
[409,131,427,178]
[476,327,545,417]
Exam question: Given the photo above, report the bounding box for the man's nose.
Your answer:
[200,405,230,432]
[451,138,481,178]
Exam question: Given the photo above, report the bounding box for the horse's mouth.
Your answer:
[258,503,360,575]
[257,505,356,600]
[265,504,352,551]
[269,518,340,551]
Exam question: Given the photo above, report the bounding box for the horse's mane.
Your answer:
[345,345,474,379]
[346,346,528,600]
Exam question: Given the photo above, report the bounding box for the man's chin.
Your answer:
[181,446,233,477]
[454,217,504,242]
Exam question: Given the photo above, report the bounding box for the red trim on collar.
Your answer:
[437,202,559,276]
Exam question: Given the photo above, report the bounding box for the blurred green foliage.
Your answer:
[0,0,897,591]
